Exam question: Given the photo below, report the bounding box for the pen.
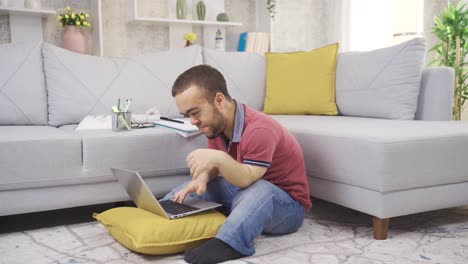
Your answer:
[161,117,184,124]
[124,99,132,112]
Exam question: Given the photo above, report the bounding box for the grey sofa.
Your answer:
[1,40,467,240]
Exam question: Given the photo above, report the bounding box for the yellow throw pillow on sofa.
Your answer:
[93,207,226,255]
[264,43,339,115]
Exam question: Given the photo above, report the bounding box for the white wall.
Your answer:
[270,0,394,52]
[347,0,393,51]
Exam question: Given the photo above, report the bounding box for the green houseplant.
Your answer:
[429,1,468,120]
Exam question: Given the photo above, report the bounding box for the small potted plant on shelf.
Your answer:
[184,32,197,47]
[57,6,91,54]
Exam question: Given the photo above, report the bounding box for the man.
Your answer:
[163,65,312,264]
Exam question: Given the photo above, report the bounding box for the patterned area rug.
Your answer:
[1,199,467,264]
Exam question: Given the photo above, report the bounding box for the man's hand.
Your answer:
[187,149,226,180]
[172,180,207,204]
[172,172,211,203]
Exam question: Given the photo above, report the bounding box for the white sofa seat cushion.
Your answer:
[0,126,82,190]
[271,115,468,193]
[0,41,48,125]
[76,128,207,178]
[43,44,203,127]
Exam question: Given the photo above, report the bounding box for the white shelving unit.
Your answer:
[90,0,103,56]
[0,6,56,43]
[132,17,241,27]
[127,0,242,50]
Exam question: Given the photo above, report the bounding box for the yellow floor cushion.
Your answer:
[93,207,226,255]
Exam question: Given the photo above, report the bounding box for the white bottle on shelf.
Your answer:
[214,29,225,51]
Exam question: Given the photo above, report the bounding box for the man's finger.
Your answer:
[192,165,204,180]
[189,162,199,177]
[186,152,195,164]
[187,156,195,168]
[172,191,181,202]
[196,183,206,195]
[178,191,187,203]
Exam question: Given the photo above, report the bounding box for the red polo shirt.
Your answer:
[208,101,312,211]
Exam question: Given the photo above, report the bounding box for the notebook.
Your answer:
[154,118,202,138]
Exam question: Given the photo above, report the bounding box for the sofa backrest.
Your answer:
[0,41,48,125]
[202,48,266,111]
[415,67,455,121]
[3,40,451,127]
[42,43,203,127]
[201,39,454,121]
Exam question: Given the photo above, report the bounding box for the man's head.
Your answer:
[172,65,233,139]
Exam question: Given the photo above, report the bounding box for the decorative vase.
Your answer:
[62,26,86,54]
[196,1,206,20]
[185,40,191,47]
[25,0,41,9]
[176,0,186,19]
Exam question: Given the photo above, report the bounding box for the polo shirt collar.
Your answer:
[232,100,244,143]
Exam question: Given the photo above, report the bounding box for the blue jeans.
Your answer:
[162,177,305,256]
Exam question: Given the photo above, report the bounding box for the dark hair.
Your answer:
[172,64,232,102]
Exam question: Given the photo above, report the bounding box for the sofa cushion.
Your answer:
[0,126,82,190]
[202,48,266,111]
[0,41,48,125]
[264,43,339,115]
[76,127,207,178]
[336,38,425,120]
[43,43,203,127]
[271,115,468,192]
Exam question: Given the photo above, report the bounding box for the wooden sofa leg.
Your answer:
[372,216,390,240]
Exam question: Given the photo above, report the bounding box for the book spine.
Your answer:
[245,32,255,52]
[237,32,247,52]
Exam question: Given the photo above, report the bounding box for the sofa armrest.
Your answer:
[415,67,454,121]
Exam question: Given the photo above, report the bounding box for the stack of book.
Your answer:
[237,32,270,53]
[153,118,202,138]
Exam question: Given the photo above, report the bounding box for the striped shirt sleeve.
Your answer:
[241,128,278,168]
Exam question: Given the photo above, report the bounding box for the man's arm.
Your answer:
[188,149,267,188]
[216,152,267,188]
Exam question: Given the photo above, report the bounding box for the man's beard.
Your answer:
[205,106,225,139]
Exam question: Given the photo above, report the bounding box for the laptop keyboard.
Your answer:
[159,199,199,215]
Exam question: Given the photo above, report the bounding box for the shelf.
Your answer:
[133,17,242,27]
[127,0,239,50]
[0,6,57,44]
[0,7,56,17]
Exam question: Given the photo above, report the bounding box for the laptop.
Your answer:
[110,168,222,219]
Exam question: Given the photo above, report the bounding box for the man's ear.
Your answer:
[214,92,225,109]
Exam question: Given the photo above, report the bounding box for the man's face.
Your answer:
[175,85,226,139]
